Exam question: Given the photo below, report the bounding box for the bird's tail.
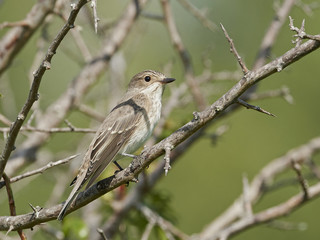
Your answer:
[57,180,82,221]
[57,190,78,221]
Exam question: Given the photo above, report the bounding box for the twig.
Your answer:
[0,114,12,126]
[163,143,173,176]
[0,154,79,189]
[141,221,155,240]
[0,126,96,134]
[29,203,43,220]
[90,0,100,33]
[242,174,253,218]
[291,160,309,200]
[289,16,320,44]
[306,158,320,180]
[3,173,26,239]
[220,23,249,74]
[97,228,109,240]
[237,98,276,117]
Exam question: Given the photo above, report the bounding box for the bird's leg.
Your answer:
[113,161,124,171]
[113,160,139,185]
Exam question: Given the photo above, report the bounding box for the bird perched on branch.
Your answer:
[58,70,175,220]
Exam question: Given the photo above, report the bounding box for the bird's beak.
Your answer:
[161,77,175,84]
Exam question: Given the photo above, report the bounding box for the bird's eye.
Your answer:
[144,76,151,82]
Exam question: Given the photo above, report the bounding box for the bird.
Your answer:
[57,70,175,220]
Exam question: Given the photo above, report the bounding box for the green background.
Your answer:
[1,0,320,239]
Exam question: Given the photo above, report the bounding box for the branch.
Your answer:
[220,23,249,74]
[0,154,78,189]
[3,173,26,239]
[1,33,319,231]
[237,98,276,117]
[0,126,96,134]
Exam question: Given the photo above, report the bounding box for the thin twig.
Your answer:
[3,173,26,239]
[242,174,253,218]
[90,0,100,33]
[0,154,79,189]
[164,143,173,176]
[0,126,96,134]
[289,16,320,43]
[237,98,276,117]
[291,160,309,200]
[0,114,12,126]
[97,228,109,240]
[220,23,249,74]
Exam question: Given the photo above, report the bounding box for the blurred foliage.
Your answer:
[1,0,320,240]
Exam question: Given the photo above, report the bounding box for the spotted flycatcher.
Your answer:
[57,70,175,220]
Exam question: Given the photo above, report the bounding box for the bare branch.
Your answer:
[3,173,26,239]
[0,154,79,189]
[291,161,309,200]
[163,143,173,175]
[90,0,100,34]
[0,126,96,134]
[220,23,249,74]
[237,98,276,117]
[289,16,320,43]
